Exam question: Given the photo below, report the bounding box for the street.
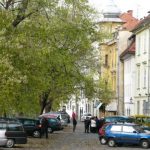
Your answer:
[3,122,143,150]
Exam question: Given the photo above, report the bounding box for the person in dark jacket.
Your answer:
[84,117,91,133]
[40,117,49,139]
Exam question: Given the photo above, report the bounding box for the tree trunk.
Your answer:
[40,92,49,114]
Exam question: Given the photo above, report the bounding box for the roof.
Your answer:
[120,34,135,60]
[119,10,139,31]
[99,18,123,23]
[102,0,121,17]
[100,0,122,23]
[132,14,150,33]
[120,41,135,60]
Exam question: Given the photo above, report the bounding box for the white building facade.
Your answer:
[133,15,150,115]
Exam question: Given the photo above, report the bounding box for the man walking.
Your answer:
[84,117,91,133]
[40,117,49,139]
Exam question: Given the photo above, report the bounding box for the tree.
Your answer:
[0,0,114,117]
[0,0,102,116]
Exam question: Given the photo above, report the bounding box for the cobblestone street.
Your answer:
[2,122,144,150]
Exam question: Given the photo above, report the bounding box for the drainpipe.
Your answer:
[148,28,150,115]
[116,29,120,115]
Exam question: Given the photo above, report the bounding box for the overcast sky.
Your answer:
[88,0,150,19]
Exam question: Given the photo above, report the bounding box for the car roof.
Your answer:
[105,116,133,118]
[110,122,138,126]
[0,120,22,125]
[17,117,39,120]
[83,113,92,115]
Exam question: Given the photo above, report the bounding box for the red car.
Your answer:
[98,123,111,145]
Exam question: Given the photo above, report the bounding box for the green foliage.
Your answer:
[95,78,114,105]
[0,0,106,116]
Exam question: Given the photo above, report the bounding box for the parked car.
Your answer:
[47,117,63,133]
[98,123,111,145]
[39,116,63,133]
[17,118,42,138]
[0,120,27,148]
[0,117,19,122]
[104,116,135,124]
[40,112,69,126]
[81,113,92,122]
[104,123,150,148]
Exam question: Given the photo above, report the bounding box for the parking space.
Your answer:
[7,122,145,150]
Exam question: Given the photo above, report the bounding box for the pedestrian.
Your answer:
[90,117,96,133]
[72,111,77,132]
[84,117,91,133]
[95,116,100,133]
[40,117,49,139]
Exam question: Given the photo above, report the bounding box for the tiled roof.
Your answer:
[120,38,135,60]
[132,14,150,32]
[120,10,139,31]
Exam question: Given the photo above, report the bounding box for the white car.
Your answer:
[81,113,92,122]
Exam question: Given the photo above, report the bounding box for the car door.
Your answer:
[108,125,122,143]
[0,123,7,146]
[6,123,27,144]
[121,125,139,144]
[23,119,35,135]
[49,118,59,130]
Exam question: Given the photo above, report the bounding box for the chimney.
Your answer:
[127,10,133,16]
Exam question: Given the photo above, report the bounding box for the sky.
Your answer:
[88,0,150,19]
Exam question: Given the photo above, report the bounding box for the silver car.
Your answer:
[81,113,92,122]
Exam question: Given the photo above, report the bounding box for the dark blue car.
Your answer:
[104,123,150,148]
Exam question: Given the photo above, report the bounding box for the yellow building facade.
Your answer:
[98,0,123,115]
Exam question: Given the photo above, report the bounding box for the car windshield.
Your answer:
[134,125,146,133]
[122,117,135,123]
[84,114,91,116]
[147,118,150,123]
[105,117,135,123]
[61,114,67,119]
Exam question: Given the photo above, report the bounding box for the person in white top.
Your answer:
[90,117,96,133]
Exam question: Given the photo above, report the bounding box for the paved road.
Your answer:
[5,122,144,150]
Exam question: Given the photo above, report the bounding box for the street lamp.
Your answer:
[125,97,134,116]
[130,97,134,104]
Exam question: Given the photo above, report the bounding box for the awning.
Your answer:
[106,101,117,111]
[96,102,103,109]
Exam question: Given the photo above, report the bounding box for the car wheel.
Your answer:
[6,139,15,148]
[100,137,107,145]
[108,138,115,147]
[33,130,41,138]
[141,139,149,149]
[48,127,53,133]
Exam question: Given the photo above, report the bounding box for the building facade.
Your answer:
[132,15,150,115]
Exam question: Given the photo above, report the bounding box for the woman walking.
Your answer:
[72,111,77,132]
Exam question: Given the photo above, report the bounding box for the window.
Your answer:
[0,123,6,130]
[137,65,140,89]
[7,124,23,131]
[143,100,147,114]
[123,126,135,133]
[143,64,147,88]
[49,118,57,123]
[110,125,122,132]
[143,31,147,53]
[137,36,141,55]
[105,55,108,66]
[137,101,140,114]
[24,120,35,126]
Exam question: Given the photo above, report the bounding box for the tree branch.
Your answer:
[12,0,29,27]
